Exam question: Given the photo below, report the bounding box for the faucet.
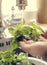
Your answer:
[16,0,27,10]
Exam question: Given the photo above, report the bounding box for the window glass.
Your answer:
[2,0,38,17]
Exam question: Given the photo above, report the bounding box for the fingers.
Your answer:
[19,41,31,53]
[27,40,34,44]
[22,39,33,44]
[22,39,29,44]
[39,36,46,41]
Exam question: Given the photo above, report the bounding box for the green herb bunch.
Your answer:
[0,20,44,65]
[0,51,35,65]
[8,20,44,51]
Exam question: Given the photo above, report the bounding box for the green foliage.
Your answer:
[0,21,41,65]
[0,51,35,65]
[8,20,44,51]
[0,20,43,65]
[8,21,44,42]
[10,38,19,51]
[8,26,15,36]
[31,22,44,33]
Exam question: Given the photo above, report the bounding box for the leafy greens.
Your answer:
[0,20,44,65]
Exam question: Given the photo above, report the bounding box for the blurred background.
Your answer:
[1,0,38,22]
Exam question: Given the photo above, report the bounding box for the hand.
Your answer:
[39,36,46,41]
[19,40,47,58]
[22,39,34,44]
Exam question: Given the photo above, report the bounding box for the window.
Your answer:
[2,0,38,17]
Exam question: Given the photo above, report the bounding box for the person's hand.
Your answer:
[19,40,47,58]
[22,39,34,44]
[41,31,47,39]
[39,36,46,41]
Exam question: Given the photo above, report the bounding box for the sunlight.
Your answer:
[2,0,37,16]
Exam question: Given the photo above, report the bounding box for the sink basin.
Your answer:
[27,57,47,65]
